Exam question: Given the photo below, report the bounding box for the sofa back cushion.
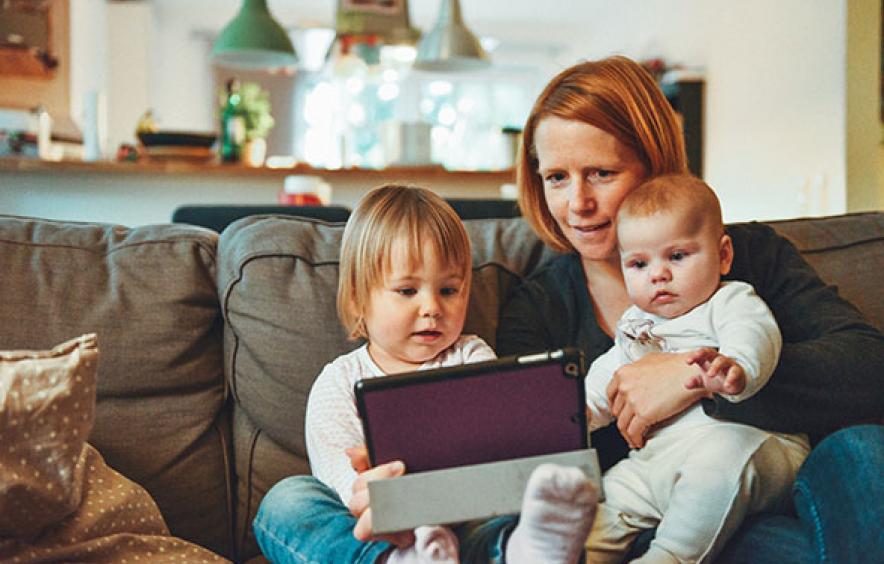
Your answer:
[0,216,232,558]
[217,215,555,559]
[766,212,884,330]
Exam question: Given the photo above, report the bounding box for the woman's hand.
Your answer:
[345,446,414,547]
[606,352,711,448]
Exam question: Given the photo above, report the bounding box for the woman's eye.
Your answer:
[396,288,417,296]
[589,169,614,181]
[543,172,566,186]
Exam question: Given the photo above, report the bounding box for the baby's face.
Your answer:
[617,211,731,318]
[363,238,469,374]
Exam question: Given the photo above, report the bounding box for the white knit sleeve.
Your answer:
[710,281,783,402]
[586,346,618,432]
[304,359,366,505]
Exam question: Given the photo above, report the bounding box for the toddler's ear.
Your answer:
[719,234,734,275]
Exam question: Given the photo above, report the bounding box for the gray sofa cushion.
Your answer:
[0,216,233,558]
[217,214,555,560]
[766,212,884,330]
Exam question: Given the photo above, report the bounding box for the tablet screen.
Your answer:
[355,349,587,473]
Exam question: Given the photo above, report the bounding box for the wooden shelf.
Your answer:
[0,156,515,183]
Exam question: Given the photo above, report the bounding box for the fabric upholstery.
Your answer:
[764,212,884,330]
[0,216,233,558]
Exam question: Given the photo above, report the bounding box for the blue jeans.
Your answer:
[255,425,883,563]
[723,424,884,564]
[253,475,515,563]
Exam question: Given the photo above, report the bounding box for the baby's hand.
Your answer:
[684,348,746,395]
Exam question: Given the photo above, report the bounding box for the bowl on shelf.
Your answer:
[137,131,217,162]
[137,131,217,148]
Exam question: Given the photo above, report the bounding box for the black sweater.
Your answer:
[496,222,884,468]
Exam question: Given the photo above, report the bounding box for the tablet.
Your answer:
[355,348,587,474]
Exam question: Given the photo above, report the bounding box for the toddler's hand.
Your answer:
[684,348,746,395]
[345,446,413,547]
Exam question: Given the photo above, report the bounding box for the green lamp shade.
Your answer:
[212,0,297,69]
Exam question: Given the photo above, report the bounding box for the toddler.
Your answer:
[305,184,598,564]
[584,175,810,563]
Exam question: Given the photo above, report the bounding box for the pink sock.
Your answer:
[383,526,459,564]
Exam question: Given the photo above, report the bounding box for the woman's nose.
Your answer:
[568,180,597,215]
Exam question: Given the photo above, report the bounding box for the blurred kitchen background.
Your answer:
[0,0,881,226]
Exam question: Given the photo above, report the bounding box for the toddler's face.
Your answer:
[618,211,732,318]
[363,238,469,374]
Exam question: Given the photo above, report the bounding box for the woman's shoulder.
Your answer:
[521,253,585,291]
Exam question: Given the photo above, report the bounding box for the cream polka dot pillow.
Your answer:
[0,334,98,537]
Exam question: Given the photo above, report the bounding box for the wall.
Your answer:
[847,0,884,212]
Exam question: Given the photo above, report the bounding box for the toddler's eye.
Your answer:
[396,288,417,296]
[440,287,459,296]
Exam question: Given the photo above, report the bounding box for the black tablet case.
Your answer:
[355,348,587,474]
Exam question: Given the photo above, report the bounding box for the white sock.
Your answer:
[383,526,460,564]
[505,463,599,564]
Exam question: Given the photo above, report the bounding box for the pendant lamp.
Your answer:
[413,0,488,72]
[212,0,298,69]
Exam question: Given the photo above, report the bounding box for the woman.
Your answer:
[495,55,884,561]
[256,56,884,562]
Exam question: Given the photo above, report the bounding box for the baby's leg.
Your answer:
[383,526,460,564]
[639,426,808,564]
[506,463,599,564]
[585,454,662,564]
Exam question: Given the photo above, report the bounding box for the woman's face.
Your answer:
[534,116,648,261]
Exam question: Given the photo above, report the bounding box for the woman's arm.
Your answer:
[713,223,884,438]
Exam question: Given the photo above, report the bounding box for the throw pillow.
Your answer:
[0,333,98,537]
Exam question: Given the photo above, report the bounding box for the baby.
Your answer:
[584,174,810,563]
[305,184,597,564]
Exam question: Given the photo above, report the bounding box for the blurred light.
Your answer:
[428,80,453,97]
[378,83,400,101]
[348,104,366,125]
[438,104,457,126]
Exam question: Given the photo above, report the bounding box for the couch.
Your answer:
[1,210,881,562]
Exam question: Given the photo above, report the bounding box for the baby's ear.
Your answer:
[719,234,734,275]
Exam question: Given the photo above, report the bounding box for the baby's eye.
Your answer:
[440,287,459,296]
[670,251,686,261]
[628,260,647,270]
[395,287,417,296]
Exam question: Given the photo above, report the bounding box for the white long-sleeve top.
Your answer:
[305,335,496,504]
[587,281,782,439]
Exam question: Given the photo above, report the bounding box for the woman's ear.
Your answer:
[719,234,734,275]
